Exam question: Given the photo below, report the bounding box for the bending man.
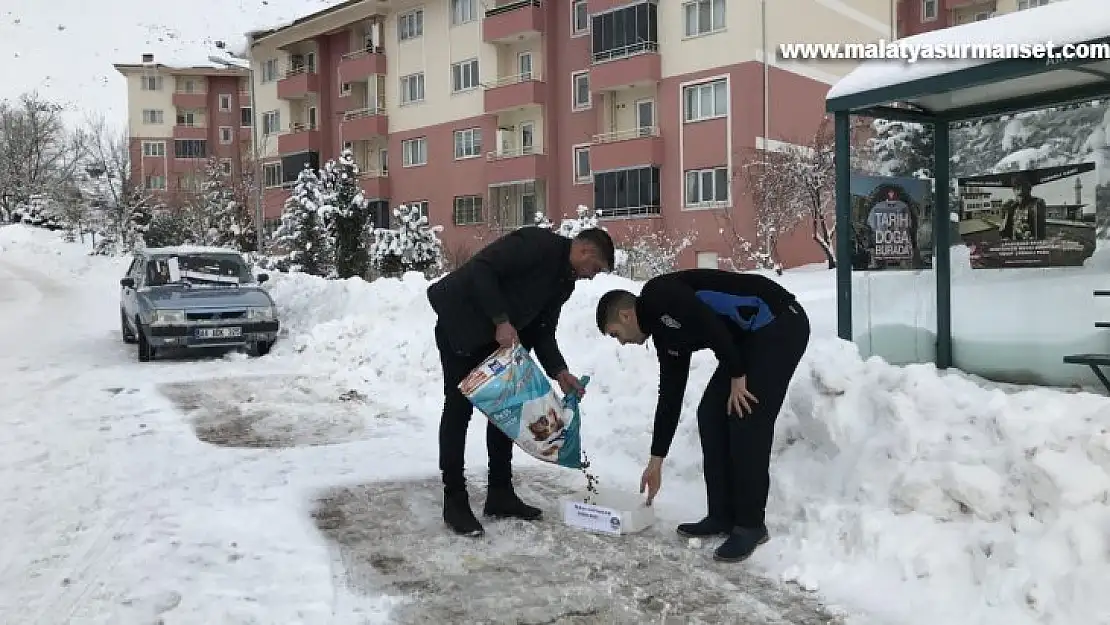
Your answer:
[428,225,614,537]
[595,268,809,562]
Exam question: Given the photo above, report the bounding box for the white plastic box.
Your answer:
[560,488,655,536]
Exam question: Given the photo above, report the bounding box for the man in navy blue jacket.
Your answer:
[595,268,810,562]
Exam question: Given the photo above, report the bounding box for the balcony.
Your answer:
[277,67,320,100]
[484,73,545,113]
[485,147,547,186]
[590,126,663,171]
[359,169,390,199]
[239,126,252,142]
[340,107,388,142]
[278,123,322,154]
[483,0,543,44]
[338,47,387,84]
[172,125,207,140]
[591,44,662,92]
[172,91,207,108]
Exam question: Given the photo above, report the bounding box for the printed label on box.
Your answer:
[564,500,623,535]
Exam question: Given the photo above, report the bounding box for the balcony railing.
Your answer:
[485,0,540,17]
[486,145,540,160]
[342,106,385,121]
[288,122,318,133]
[592,41,659,64]
[341,45,385,60]
[285,65,316,78]
[593,126,659,143]
[485,71,542,88]
[360,168,388,177]
[174,88,207,94]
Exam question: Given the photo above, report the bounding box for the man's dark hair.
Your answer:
[575,228,616,271]
[595,289,637,333]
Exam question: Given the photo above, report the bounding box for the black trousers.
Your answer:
[697,302,810,529]
[435,323,514,493]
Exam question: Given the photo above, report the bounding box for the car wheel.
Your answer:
[250,340,273,357]
[121,310,137,344]
[137,323,155,362]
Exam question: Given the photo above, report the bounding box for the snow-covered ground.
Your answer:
[3,224,1110,625]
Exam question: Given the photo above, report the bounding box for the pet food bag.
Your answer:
[459,345,589,469]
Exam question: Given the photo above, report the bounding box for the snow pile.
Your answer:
[261,261,1110,625]
[0,223,127,278]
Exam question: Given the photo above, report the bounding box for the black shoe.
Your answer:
[483,486,542,521]
[676,516,731,538]
[713,525,770,562]
[443,491,485,537]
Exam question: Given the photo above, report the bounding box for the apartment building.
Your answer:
[114,54,252,200]
[244,0,892,268]
[898,0,1051,36]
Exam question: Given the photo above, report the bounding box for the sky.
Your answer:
[0,0,345,130]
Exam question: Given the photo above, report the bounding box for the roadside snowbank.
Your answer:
[266,264,1110,625]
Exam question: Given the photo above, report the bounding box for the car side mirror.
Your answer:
[120,277,135,288]
[257,273,269,283]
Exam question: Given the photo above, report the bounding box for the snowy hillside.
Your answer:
[0,0,347,124]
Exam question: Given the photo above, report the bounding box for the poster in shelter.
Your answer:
[849,174,933,271]
[956,163,1100,269]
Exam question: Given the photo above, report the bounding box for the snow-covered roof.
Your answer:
[144,245,243,256]
[827,0,1110,115]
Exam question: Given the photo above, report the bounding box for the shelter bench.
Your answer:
[1063,290,1110,393]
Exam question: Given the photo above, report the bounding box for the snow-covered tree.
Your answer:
[271,165,331,276]
[539,205,604,239]
[143,208,192,248]
[319,149,371,278]
[616,225,694,279]
[127,192,154,249]
[869,119,935,179]
[369,203,444,276]
[199,157,251,250]
[727,146,811,272]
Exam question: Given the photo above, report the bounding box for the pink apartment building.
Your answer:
[114,55,253,201]
[120,0,889,269]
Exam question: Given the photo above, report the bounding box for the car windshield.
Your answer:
[146,254,253,287]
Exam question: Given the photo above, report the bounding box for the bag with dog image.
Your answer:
[459,345,589,469]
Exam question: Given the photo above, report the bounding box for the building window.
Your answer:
[219,126,233,144]
[219,160,232,175]
[572,0,589,34]
[141,141,165,157]
[340,81,352,96]
[571,71,590,110]
[400,73,426,104]
[695,251,719,269]
[262,110,281,135]
[406,200,429,219]
[683,0,725,37]
[140,75,163,91]
[453,195,484,225]
[261,58,280,82]
[453,128,482,159]
[218,94,232,111]
[399,9,424,41]
[572,145,591,182]
[593,166,661,218]
[451,59,480,93]
[174,140,207,159]
[262,163,283,188]
[684,166,729,206]
[683,79,728,122]
[591,2,658,63]
[1016,0,1049,8]
[451,0,476,25]
[176,111,197,126]
[144,175,166,190]
[241,107,252,127]
[402,137,427,167]
[141,109,164,125]
[922,0,938,19]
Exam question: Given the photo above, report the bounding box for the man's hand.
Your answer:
[554,370,585,397]
[728,376,759,417]
[495,321,518,348]
[640,456,663,505]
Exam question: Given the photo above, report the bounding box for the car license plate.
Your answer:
[196,327,242,339]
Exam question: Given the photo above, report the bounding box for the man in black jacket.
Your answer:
[428,225,615,537]
[595,269,810,562]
